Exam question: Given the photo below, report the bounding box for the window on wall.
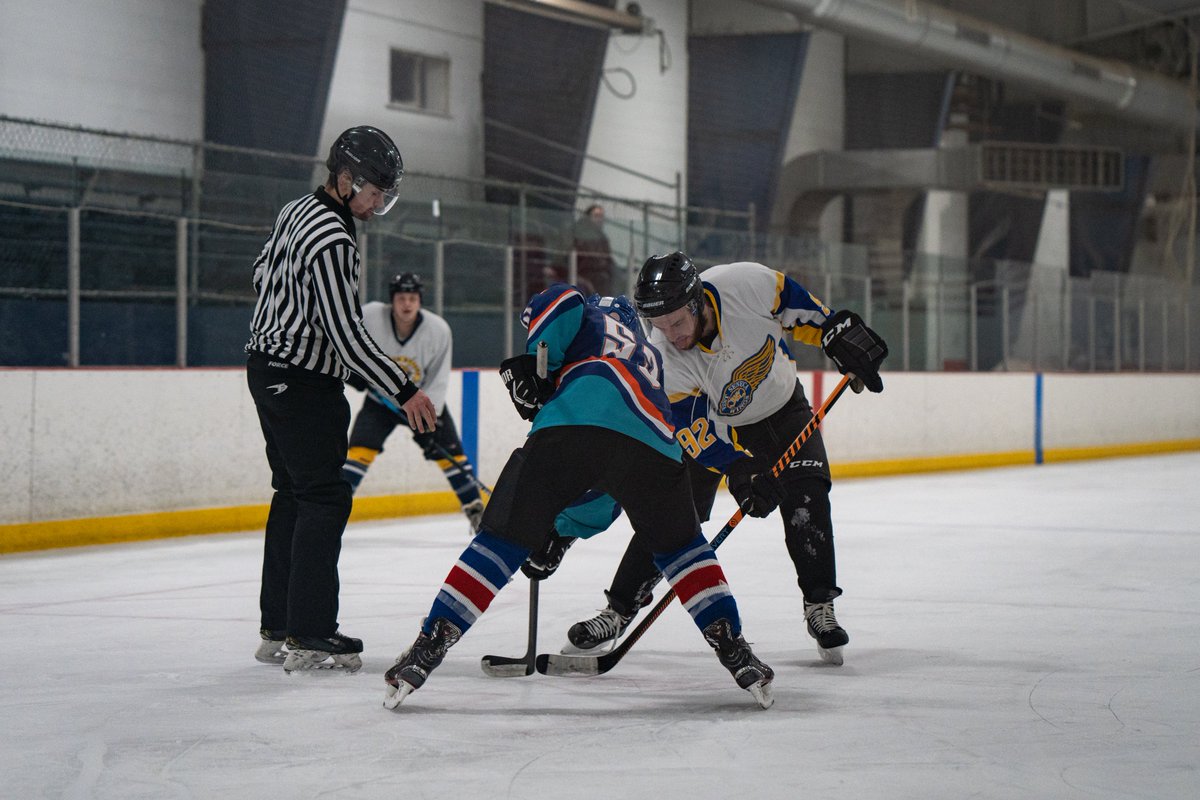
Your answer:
[389,49,449,115]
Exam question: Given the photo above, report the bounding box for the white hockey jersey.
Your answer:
[651,261,832,431]
[360,302,453,413]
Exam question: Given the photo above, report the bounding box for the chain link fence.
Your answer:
[2,114,1197,370]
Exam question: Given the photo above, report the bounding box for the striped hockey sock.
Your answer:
[342,447,379,493]
[653,534,741,633]
[437,454,483,506]
[422,531,529,635]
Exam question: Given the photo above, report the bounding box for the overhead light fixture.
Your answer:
[486,0,650,34]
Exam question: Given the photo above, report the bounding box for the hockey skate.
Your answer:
[462,499,484,533]
[254,628,287,665]
[282,631,363,673]
[804,600,849,666]
[561,589,646,654]
[383,617,462,709]
[702,618,775,709]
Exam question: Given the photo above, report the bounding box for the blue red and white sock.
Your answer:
[653,534,740,633]
[422,531,529,635]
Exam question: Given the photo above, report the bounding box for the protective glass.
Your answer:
[352,175,402,215]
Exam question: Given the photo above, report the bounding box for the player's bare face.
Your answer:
[649,306,702,351]
[391,292,421,330]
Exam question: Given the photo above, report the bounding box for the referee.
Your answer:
[246,125,437,674]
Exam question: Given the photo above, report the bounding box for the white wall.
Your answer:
[3,368,1199,526]
[577,0,691,210]
[0,0,203,141]
[320,0,485,187]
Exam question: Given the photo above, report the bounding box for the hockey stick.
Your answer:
[479,341,550,678]
[480,577,540,676]
[429,440,493,498]
[536,373,854,677]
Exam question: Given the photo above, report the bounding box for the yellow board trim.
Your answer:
[0,491,461,555]
[832,450,1034,479]
[1042,438,1200,463]
[4,439,1198,555]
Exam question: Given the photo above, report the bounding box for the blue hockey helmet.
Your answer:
[587,294,639,331]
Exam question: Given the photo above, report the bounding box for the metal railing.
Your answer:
[2,114,1197,371]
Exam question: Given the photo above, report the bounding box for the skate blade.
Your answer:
[558,639,618,656]
[748,680,774,710]
[817,645,844,666]
[383,679,416,709]
[254,645,287,665]
[283,651,362,674]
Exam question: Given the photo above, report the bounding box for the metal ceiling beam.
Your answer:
[485,0,650,33]
[748,0,1200,132]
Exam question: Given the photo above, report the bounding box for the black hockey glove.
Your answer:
[520,532,577,581]
[727,467,785,518]
[499,353,555,421]
[821,309,888,393]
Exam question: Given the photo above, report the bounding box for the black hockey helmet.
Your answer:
[326,126,404,214]
[634,251,702,317]
[389,272,423,297]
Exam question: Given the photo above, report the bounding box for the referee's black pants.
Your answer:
[247,353,352,638]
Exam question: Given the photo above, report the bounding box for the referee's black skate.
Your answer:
[702,618,774,709]
[254,628,287,664]
[282,631,363,673]
[804,600,848,665]
[383,617,461,709]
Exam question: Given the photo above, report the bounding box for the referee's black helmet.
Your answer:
[327,126,404,212]
[634,251,702,318]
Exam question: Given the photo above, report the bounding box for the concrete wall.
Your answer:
[3,368,1198,553]
[1,0,204,141]
[319,0,486,186]
[577,0,691,209]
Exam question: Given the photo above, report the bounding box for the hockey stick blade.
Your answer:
[535,652,606,677]
[480,579,539,678]
[480,655,534,678]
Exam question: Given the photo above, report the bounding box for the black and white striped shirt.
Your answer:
[246,187,417,403]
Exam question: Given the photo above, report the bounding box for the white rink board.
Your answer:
[1,368,1198,525]
[1042,372,1200,448]
[822,372,1037,460]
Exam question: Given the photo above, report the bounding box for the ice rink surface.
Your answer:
[2,453,1198,799]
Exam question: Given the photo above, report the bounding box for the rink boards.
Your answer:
[1,368,1198,552]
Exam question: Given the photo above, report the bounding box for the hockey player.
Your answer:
[341,272,484,530]
[518,296,637,579]
[383,286,775,709]
[562,252,887,665]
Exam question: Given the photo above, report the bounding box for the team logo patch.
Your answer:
[392,355,422,384]
[717,336,775,416]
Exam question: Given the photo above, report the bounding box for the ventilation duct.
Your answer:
[749,0,1199,132]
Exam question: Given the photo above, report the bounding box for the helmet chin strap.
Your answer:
[334,170,354,206]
